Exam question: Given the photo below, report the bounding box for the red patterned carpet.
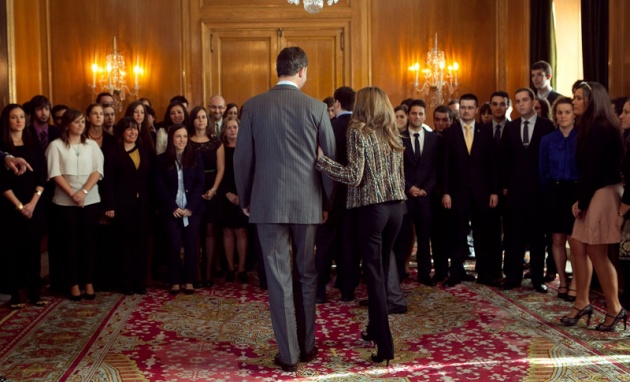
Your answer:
[1,275,630,381]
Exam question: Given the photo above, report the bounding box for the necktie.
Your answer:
[464,125,472,154]
[413,132,421,160]
[39,130,48,150]
[522,121,530,146]
[215,122,221,136]
[494,125,501,144]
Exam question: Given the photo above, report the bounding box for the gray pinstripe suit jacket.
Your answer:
[234,84,336,224]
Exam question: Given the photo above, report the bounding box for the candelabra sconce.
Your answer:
[89,37,142,112]
[409,34,459,107]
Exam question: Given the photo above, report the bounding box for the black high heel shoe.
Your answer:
[566,288,576,303]
[560,304,593,326]
[361,331,373,342]
[595,308,628,332]
[371,353,393,366]
[557,286,568,300]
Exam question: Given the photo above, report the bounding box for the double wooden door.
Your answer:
[204,23,347,108]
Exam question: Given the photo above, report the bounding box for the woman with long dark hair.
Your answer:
[188,106,224,287]
[0,104,47,308]
[156,102,189,155]
[561,82,626,331]
[46,108,104,301]
[124,101,156,155]
[219,117,249,283]
[103,117,153,295]
[317,87,406,364]
[155,124,204,295]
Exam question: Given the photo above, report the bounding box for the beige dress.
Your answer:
[572,183,623,244]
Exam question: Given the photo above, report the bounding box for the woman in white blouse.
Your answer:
[46,108,104,301]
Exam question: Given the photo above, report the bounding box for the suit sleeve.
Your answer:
[318,108,336,202]
[186,154,205,214]
[102,147,116,211]
[154,156,178,213]
[423,134,438,195]
[500,126,511,190]
[442,130,451,195]
[234,105,254,209]
[316,128,365,187]
[538,135,550,191]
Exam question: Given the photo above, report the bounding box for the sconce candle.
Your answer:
[453,62,459,86]
[91,63,98,88]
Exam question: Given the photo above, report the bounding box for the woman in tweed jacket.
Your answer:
[317,86,406,364]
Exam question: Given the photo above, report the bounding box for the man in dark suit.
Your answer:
[315,86,357,303]
[234,47,336,372]
[531,60,564,105]
[429,106,453,282]
[395,99,439,285]
[500,87,554,293]
[441,93,501,287]
[27,95,60,151]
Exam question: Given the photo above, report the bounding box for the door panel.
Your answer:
[206,24,345,107]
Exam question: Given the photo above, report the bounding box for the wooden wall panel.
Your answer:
[609,0,629,98]
[13,0,183,119]
[370,0,527,110]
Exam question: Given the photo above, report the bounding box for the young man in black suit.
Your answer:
[315,86,357,302]
[500,87,554,293]
[441,94,501,287]
[531,60,564,105]
[394,99,439,285]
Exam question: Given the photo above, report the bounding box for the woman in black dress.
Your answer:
[189,106,225,286]
[220,117,249,283]
[0,104,47,308]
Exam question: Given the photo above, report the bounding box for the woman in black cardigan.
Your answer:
[103,117,153,295]
[155,123,204,295]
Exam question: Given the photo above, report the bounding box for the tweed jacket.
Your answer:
[317,127,406,209]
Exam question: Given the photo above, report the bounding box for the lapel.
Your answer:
[402,130,417,165]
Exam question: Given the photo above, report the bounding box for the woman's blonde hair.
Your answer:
[348,86,403,151]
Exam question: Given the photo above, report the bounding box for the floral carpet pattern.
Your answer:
[2,276,630,381]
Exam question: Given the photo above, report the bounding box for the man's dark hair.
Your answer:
[170,95,189,105]
[433,105,453,119]
[96,92,113,104]
[459,94,478,107]
[276,47,308,77]
[531,60,552,76]
[30,95,51,110]
[515,87,535,100]
[409,99,427,111]
[447,98,460,106]
[334,86,355,112]
[51,104,68,117]
[489,91,511,107]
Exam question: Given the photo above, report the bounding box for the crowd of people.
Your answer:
[2,50,630,370]
[0,92,253,307]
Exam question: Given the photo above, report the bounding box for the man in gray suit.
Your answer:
[234,46,336,372]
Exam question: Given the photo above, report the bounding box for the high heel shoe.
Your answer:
[560,304,593,326]
[371,353,393,366]
[595,308,628,332]
[361,331,374,342]
[557,286,568,300]
[566,288,576,303]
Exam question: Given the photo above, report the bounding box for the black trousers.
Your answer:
[355,201,404,359]
[449,193,502,282]
[504,203,546,285]
[58,204,99,287]
[395,197,432,281]
[430,195,451,280]
[114,202,149,292]
[165,214,201,285]
[315,208,357,298]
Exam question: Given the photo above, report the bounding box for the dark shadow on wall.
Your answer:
[0,0,8,110]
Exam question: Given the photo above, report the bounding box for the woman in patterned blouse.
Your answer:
[317,86,406,365]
